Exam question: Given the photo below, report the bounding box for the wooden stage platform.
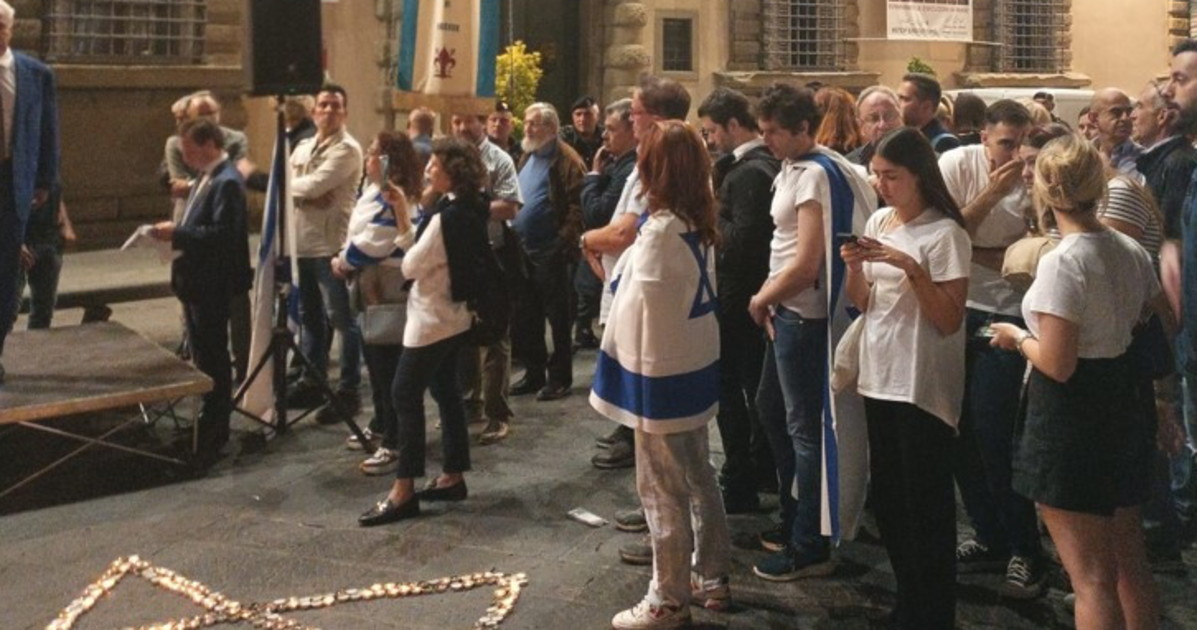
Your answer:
[0,322,212,497]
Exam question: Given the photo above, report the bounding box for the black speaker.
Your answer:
[244,0,325,96]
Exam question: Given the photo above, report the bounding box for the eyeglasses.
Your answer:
[862,111,900,125]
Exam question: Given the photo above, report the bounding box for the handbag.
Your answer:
[361,303,406,346]
[1001,236,1057,293]
[831,316,864,393]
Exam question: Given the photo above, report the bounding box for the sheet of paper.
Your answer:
[121,225,178,263]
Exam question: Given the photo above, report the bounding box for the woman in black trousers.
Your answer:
[359,137,490,525]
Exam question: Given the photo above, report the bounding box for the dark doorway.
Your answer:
[500,0,583,115]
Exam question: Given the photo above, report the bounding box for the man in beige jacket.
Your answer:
[288,84,364,420]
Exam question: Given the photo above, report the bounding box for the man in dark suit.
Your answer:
[0,0,59,384]
[698,87,781,513]
[151,119,252,459]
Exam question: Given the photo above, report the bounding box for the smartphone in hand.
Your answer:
[835,232,859,248]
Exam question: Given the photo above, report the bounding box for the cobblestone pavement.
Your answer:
[1,296,1195,630]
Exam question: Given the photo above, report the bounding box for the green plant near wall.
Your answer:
[496,41,544,138]
[907,57,936,76]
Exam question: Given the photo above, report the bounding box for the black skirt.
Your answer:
[1011,354,1155,516]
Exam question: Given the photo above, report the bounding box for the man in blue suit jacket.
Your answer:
[151,119,252,461]
[0,0,59,383]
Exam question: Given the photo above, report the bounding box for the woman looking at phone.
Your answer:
[840,127,971,630]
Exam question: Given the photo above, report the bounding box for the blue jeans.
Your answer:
[954,309,1041,557]
[755,307,830,558]
[14,242,62,329]
[296,257,362,392]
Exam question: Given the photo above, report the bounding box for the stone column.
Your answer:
[603,1,651,104]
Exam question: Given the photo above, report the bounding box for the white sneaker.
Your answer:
[359,447,399,476]
[611,599,690,630]
[345,428,376,451]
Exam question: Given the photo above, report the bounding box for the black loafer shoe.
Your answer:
[508,377,545,396]
[535,384,571,401]
[359,497,420,526]
[418,480,468,502]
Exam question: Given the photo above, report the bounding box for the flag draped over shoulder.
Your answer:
[797,148,877,543]
[242,125,295,422]
[396,0,500,97]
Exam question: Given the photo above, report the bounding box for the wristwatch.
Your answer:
[1015,329,1035,357]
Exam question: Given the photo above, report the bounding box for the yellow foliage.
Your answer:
[495,41,544,137]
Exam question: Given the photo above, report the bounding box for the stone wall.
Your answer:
[11,0,249,249]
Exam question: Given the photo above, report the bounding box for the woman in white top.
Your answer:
[591,121,731,630]
[331,131,424,475]
[358,138,489,527]
[840,127,971,630]
[991,134,1164,630]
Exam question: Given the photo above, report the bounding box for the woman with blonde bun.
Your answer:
[989,134,1165,630]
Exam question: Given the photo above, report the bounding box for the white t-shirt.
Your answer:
[857,207,972,429]
[600,167,648,323]
[939,145,1030,315]
[767,160,830,318]
[1022,229,1160,359]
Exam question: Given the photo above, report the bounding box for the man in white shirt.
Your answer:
[288,85,364,420]
[938,99,1047,598]
[749,82,875,582]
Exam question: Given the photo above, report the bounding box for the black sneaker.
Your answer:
[592,439,635,469]
[956,539,1008,574]
[614,507,648,532]
[618,537,653,565]
[752,548,836,582]
[999,555,1047,599]
[595,425,633,450]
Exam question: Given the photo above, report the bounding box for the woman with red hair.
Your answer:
[815,86,865,156]
[591,120,731,630]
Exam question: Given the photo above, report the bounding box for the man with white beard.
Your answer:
[509,103,587,403]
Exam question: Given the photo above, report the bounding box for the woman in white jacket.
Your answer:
[358,138,490,527]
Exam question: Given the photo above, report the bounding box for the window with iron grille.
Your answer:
[661,18,694,72]
[43,0,206,64]
[993,0,1069,73]
[761,0,845,71]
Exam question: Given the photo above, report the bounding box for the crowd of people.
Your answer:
[5,0,1197,620]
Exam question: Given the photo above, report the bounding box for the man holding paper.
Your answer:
[150,118,252,461]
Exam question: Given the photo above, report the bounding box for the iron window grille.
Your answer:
[661,17,694,72]
[761,0,845,72]
[43,0,206,64]
[993,0,1069,73]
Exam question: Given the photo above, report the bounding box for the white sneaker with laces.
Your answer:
[611,599,690,630]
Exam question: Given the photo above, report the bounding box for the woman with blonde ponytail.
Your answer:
[990,134,1166,630]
